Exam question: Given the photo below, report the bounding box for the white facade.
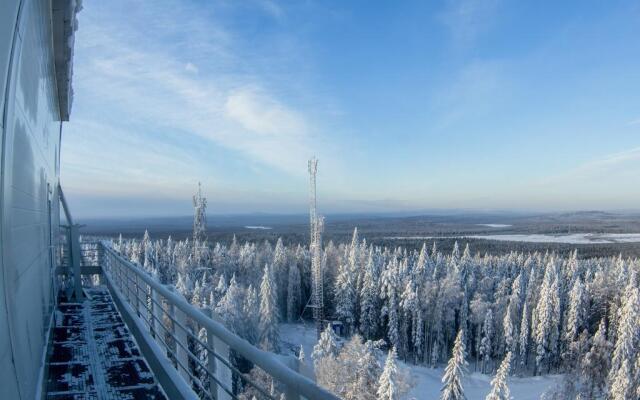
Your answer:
[0,1,79,398]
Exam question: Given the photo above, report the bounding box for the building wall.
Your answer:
[0,0,63,398]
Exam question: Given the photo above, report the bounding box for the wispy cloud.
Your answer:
[70,0,318,177]
[537,146,640,186]
[439,0,503,47]
[255,0,284,20]
[432,59,509,126]
[627,118,640,126]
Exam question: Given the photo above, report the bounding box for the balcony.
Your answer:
[46,188,338,400]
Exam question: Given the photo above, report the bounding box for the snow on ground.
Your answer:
[385,233,640,244]
[280,322,319,360]
[476,224,512,228]
[406,365,561,400]
[280,323,561,400]
[244,226,273,230]
[471,233,640,244]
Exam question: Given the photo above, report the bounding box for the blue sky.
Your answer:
[62,0,640,218]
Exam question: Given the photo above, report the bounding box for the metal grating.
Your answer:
[45,287,167,400]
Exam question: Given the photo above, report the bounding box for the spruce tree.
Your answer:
[518,302,530,370]
[312,324,340,368]
[286,263,301,322]
[485,352,512,400]
[354,340,382,400]
[608,278,639,394]
[259,264,279,352]
[377,347,399,400]
[479,309,494,374]
[335,263,356,333]
[441,330,468,400]
[580,319,611,398]
[360,251,380,339]
[564,277,587,347]
[609,359,632,400]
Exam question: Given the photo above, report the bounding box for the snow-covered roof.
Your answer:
[52,0,82,121]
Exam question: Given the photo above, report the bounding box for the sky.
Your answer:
[62,0,640,218]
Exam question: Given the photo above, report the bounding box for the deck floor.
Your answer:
[45,286,167,400]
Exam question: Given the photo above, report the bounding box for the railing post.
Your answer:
[68,224,83,300]
[210,316,232,400]
[97,243,105,285]
[127,265,135,305]
[200,308,219,399]
[283,356,302,400]
[135,273,141,317]
[152,289,164,343]
[205,326,218,398]
[171,294,190,384]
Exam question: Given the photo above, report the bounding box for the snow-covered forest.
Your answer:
[109,227,640,399]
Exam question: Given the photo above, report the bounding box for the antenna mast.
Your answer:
[308,157,324,338]
[192,182,207,244]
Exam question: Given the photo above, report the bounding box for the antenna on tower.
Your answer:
[192,182,207,244]
[307,157,324,339]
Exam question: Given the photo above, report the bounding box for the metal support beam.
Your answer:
[68,224,83,300]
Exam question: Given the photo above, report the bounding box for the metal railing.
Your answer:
[99,241,339,400]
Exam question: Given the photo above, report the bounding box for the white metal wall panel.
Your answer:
[0,0,62,398]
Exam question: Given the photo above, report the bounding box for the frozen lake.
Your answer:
[476,224,512,228]
[385,233,640,244]
[244,225,273,230]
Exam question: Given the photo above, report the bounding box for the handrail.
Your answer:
[58,183,74,225]
[58,184,83,299]
[100,241,339,400]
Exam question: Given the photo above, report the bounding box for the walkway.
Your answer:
[45,286,167,400]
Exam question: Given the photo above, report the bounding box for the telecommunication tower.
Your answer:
[192,182,207,244]
[308,157,325,338]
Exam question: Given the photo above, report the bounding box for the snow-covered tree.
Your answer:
[564,277,587,348]
[485,352,512,400]
[441,330,468,400]
[312,324,340,367]
[360,251,380,340]
[580,319,611,398]
[609,359,633,400]
[312,325,341,393]
[519,302,530,370]
[535,261,560,373]
[479,309,494,373]
[608,278,640,394]
[243,284,260,344]
[377,347,399,400]
[215,274,244,333]
[353,340,382,400]
[503,303,515,353]
[335,263,357,333]
[286,263,301,322]
[259,264,279,352]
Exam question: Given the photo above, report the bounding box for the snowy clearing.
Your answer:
[406,365,561,400]
[385,233,640,244]
[244,225,273,230]
[280,323,561,400]
[476,224,512,228]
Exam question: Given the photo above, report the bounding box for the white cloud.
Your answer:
[255,0,284,20]
[627,118,640,126]
[225,87,307,138]
[185,62,199,74]
[72,8,316,177]
[439,0,502,47]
